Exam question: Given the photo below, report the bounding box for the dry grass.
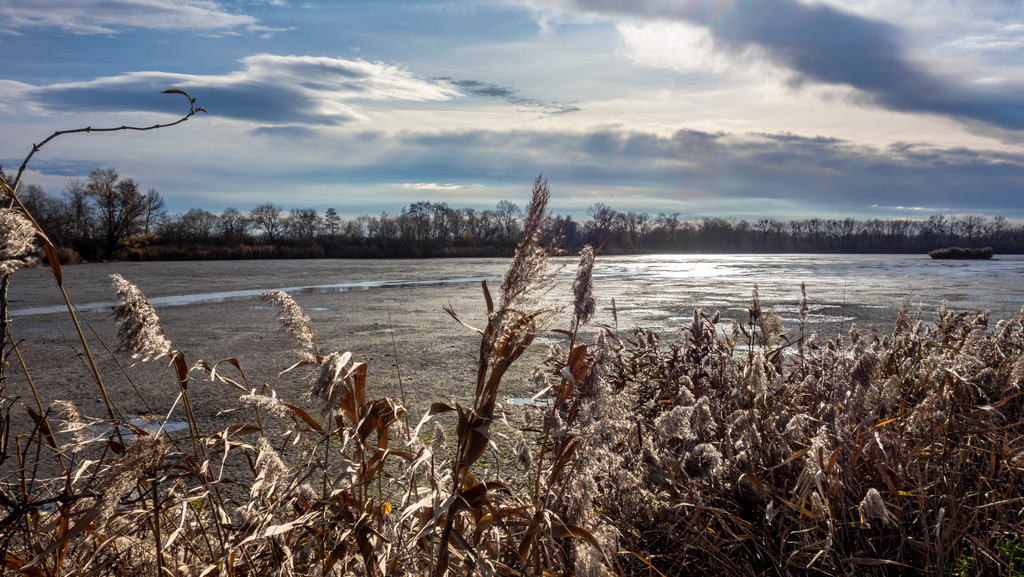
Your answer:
[3,176,1024,576]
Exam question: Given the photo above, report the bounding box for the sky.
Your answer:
[2,0,1023,221]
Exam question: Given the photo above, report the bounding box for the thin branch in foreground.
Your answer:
[12,89,206,193]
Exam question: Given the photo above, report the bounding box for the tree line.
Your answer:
[7,167,1024,261]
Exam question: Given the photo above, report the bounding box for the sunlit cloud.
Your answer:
[399,183,490,192]
[6,55,462,126]
[529,0,1024,132]
[0,0,258,35]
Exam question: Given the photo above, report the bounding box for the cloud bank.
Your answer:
[10,125,1024,217]
[5,55,462,126]
[0,0,258,35]
[549,0,1024,132]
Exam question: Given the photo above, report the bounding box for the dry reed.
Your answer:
[3,177,1024,577]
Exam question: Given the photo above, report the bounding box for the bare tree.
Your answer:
[87,168,146,256]
[179,208,220,245]
[495,199,522,242]
[288,208,322,243]
[63,179,93,242]
[219,207,249,245]
[250,202,286,244]
[141,189,167,235]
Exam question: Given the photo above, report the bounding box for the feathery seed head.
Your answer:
[894,296,913,336]
[655,405,695,442]
[749,285,762,322]
[514,435,532,471]
[253,436,288,498]
[729,319,741,342]
[799,282,809,323]
[261,290,316,354]
[0,208,38,276]
[684,443,723,481]
[52,400,87,446]
[99,434,164,514]
[309,351,350,416]
[858,488,896,528]
[1011,355,1024,385]
[499,176,552,312]
[240,390,290,419]
[110,274,172,362]
[430,422,447,458]
[572,245,597,329]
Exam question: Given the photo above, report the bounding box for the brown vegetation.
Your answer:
[928,246,994,260]
[3,174,1024,576]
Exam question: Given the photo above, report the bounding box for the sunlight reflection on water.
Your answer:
[11,254,1024,339]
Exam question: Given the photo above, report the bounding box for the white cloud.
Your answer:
[617,21,731,74]
[398,182,488,192]
[0,0,257,35]
[9,54,463,126]
[616,21,787,86]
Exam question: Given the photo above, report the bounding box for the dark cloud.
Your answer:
[439,78,518,99]
[0,158,99,177]
[435,76,582,115]
[29,77,353,126]
[569,0,1024,131]
[249,126,320,138]
[318,127,1024,216]
[27,126,1020,218]
[14,55,457,126]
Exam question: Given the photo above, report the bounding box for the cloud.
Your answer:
[0,158,100,177]
[10,54,462,126]
[541,0,1024,132]
[249,125,319,138]
[315,127,1024,216]
[15,124,1024,218]
[435,77,581,115]
[398,182,489,193]
[0,0,258,35]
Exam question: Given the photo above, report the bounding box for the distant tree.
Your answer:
[467,209,496,242]
[179,208,219,245]
[494,199,522,242]
[141,189,167,235]
[400,201,433,242]
[18,184,50,216]
[377,211,397,241]
[219,207,249,245]
[342,215,369,239]
[87,168,146,256]
[63,179,93,242]
[250,202,286,244]
[550,214,581,249]
[288,208,322,243]
[324,208,341,236]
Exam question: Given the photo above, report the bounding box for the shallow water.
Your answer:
[11,276,499,317]
[8,254,1024,338]
[6,254,1023,430]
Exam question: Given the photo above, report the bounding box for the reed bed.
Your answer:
[2,175,1024,576]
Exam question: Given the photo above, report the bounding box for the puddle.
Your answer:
[121,420,190,439]
[506,396,551,406]
[11,276,501,317]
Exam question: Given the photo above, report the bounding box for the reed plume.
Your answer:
[0,208,38,276]
[571,244,596,330]
[97,434,164,514]
[110,273,172,362]
[261,289,318,358]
